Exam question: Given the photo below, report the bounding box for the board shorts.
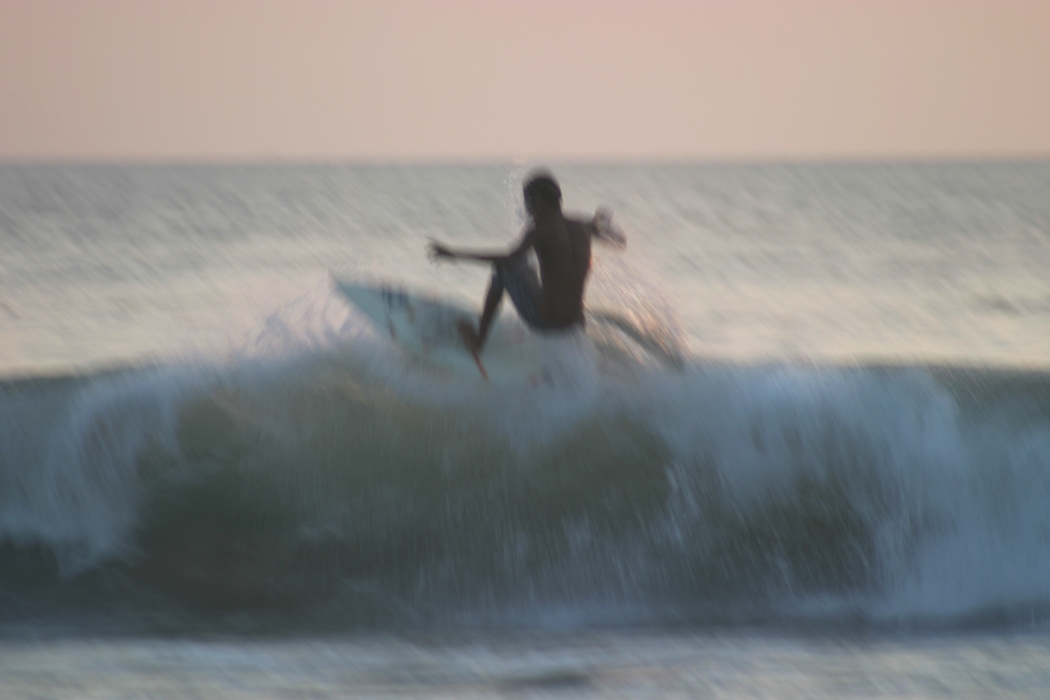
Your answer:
[492,257,550,330]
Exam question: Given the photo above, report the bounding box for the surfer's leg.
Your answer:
[475,271,505,347]
[463,260,544,352]
[459,268,506,352]
[497,258,546,329]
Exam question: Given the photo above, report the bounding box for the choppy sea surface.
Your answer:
[3,162,1050,697]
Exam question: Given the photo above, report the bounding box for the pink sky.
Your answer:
[2,0,1049,162]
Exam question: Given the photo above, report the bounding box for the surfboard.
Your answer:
[333,277,546,382]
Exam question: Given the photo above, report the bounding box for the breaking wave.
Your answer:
[3,285,1050,630]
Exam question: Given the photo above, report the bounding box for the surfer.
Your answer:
[428,171,625,353]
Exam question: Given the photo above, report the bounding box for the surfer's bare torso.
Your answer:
[516,214,592,328]
[427,171,624,353]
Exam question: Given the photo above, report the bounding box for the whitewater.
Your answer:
[3,162,1050,697]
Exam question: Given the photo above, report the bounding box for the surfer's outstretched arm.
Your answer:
[590,207,626,248]
[428,232,535,264]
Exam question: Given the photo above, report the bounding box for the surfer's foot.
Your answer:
[457,320,482,354]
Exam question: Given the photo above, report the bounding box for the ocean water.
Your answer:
[3,162,1050,697]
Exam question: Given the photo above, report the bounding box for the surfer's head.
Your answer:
[523,171,562,216]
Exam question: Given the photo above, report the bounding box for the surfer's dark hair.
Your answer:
[523,172,562,208]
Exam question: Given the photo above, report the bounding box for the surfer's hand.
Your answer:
[592,208,626,249]
[428,240,455,261]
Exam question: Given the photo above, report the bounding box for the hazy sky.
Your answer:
[2,0,1049,162]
